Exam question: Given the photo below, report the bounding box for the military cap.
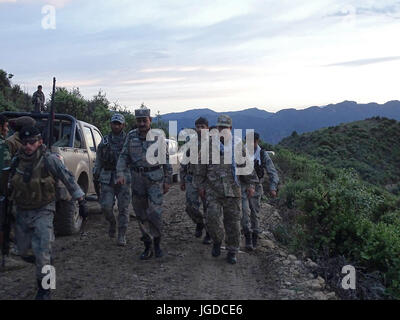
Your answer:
[216,115,232,128]
[135,108,151,119]
[9,116,36,131]
[19,126,41,140]
[111,113,125,124]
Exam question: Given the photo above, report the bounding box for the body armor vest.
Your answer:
[102,133,126,171]
[11,149,56,210]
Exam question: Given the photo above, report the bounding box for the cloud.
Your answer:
[325,56,400,67]
[0,0,73,7]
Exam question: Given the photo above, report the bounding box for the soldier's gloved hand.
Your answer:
[78,199,88,219]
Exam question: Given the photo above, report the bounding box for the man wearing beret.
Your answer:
[93,113,131,246]
[9,126,87,299]
[116,107,172,260]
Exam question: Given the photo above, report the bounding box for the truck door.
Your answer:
[82,126,97,176]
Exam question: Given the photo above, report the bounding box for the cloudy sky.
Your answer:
[1,0,400,114]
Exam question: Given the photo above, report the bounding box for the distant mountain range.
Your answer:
[161,101,400,144]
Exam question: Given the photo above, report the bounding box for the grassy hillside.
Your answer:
[264,146,400,299]
[279,117,400,193]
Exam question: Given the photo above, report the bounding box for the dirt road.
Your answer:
[0,185,336,300]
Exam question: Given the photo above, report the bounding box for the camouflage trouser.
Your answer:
[205,192,241,253]
[241,183,262,235]
[185,175,207,225]
[15,208,54,279]
[100,183,131,231]
[131,170,164,241]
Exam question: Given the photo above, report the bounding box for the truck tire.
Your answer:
[54,199,82,236]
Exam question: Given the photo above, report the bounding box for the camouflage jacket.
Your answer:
[116,129,173,184]
[194,136,258,198]
[0,134,11,171]
[93,131,131,185]
[6,132,22,157]
[32,90,45,106]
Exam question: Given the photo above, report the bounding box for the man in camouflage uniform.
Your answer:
[242,132,279,250]
[9,126,87,299]
[32,85,45,112]
[0,115,28,271]
[93,113,131,246]
[180,117,211,244]
[194,115,258,264]
[6,116,37,156]
[116,108,172,260]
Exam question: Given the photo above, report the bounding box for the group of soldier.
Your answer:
[95,108,279,266]
[0,106,279,300]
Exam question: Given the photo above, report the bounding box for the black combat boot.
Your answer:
[195,223,204,238]
[154,237,163,258]
[226,252,237,265]
[252,232,258,249]
[140,240,153,260]
[202,232,212,245]
[244,232,253,251]
[35,279,51,300]
[211,242,221,257]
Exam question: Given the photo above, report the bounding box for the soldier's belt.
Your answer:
[132,165,161,173]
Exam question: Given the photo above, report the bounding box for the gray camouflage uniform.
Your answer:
[116,129,172,242]
[11,145,84,279]
[93,131,131,235]
[241,147,279,235]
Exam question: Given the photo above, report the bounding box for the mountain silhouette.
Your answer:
[162,101,400,144]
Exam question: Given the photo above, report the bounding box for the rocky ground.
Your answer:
[0,184,338,300]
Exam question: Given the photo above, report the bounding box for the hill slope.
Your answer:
[279,117,400,190]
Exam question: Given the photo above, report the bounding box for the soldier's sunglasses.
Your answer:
[22,138,39,146]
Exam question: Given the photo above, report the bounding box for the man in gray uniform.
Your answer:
[116,108,172,260]
[9,126,87,299]
[93,113,131,246]
[242,132,279,249]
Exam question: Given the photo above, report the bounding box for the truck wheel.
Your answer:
[54,199,82,236]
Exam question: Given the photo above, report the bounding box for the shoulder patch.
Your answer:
[102,135,109,145]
